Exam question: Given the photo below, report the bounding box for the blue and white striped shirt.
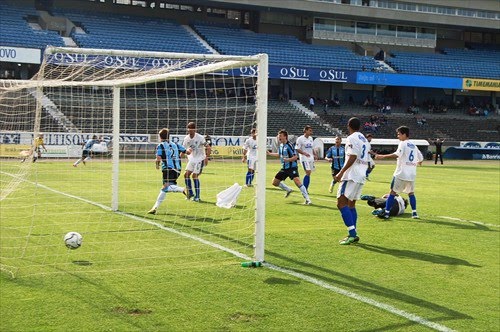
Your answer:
[156,141,186,171]
[279,142,297,170]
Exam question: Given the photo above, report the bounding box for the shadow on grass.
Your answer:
[124,202,473,327]
[356,243,481,267]
[264,277,300,285]
[264,249,473,326]
[414,217,498,232]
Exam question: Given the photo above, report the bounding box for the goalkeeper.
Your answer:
[361,194,408,217]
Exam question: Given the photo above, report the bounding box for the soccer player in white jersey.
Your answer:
[375,126,423,219]
[183,122,211,202]
[334,117,371,245]
[295,125,317,190]
[242,128,258,187]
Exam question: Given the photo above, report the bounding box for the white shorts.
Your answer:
[337,180,364,201]
[301,160,315,172]
[247,158,257,171]
[185,160,204,175]
[391,177,415,194]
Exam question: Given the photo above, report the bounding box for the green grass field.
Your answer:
[1,159,499,331]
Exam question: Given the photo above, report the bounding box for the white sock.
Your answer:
[278,182,291,192]
[83,157,91,162]
[74,159,82,166]
[153,190,166,209]
[298,185,310,200]
[166,185,184,192]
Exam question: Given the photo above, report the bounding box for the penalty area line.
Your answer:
[2,171,455,332]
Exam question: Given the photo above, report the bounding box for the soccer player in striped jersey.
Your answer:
[295,125,317,190]
[325,136,345,193]
[268,130,311,205]
[73,135,99,167]
[182,122,211,202]
[334,117,371,245]
[242,128,257,187]
[148,128,189,215]
[375,126,423,219]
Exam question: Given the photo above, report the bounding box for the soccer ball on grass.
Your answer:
[64,232,83,249]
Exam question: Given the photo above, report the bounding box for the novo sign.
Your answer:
[0,46,41,64]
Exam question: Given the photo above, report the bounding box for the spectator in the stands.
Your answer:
[363,96,372,107]
[333,94,341,107]
[309,95,315,111]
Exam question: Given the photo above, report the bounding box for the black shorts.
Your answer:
[162,169,181,184]
[275,167,300,181]
[82,149,92,158]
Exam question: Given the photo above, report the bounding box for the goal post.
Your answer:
[0,47,268,277]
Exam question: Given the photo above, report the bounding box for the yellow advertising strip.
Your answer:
[0,144,31,157]
[210,146,245,157]
[463,78,500,92]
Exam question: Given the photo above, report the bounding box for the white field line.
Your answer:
[1,171,455,332]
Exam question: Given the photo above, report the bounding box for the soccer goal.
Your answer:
[0,47,268,277]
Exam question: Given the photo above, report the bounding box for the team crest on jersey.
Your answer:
[407,142,415,148]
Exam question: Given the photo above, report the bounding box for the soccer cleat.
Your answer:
[147,208,157,215]
[284,189,292,198]
[193,197,200,202]
[372,209,383,216]
[412,212,420,219]
[304,199,312,205]
[245,184,253,187]
[73,164,77,167]
[361,195,375,201]
[365,177,371,181]
[377,212,390,220]
[82,160,86,165]
[339,236,360,245]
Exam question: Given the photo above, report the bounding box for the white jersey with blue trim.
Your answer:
[341,132,370,184]
[393,140,423,181]
[243,137,258,160]
[182,133,206,163]
[295,135,314,162]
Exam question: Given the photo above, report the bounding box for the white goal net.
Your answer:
[0,47,268,277]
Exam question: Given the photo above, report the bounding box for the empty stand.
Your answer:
[192,22,386,72]
[52,9,211,54]
[386,48,500,79]
[0,2,64,49]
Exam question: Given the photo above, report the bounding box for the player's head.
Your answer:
[38,133,43,138]
[396,126,410,140]
[347,117,361,133]
[92,135,98,139]
[251,128,256,137]
[303,125,313,136]
[158,128,170,140]
[335,136,342,145]
[187,122,196,136]
[366,133,373,142]
[277,129,288,143]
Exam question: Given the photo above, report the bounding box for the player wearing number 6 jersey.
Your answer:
[334,117,371,245]
[375,126,423,219]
